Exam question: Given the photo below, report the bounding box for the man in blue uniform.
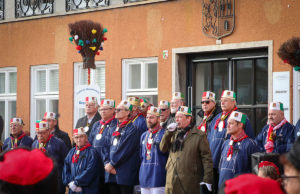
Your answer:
[128,97,147,136]
[105,100,140,194]
[207,90,254,192]
[139,106,168,194]
[43,112,72,150]
[159,100,175,129]
[256,102,295,154]
[2,118,33,151]
[32,120,68,194]
[63,127,100,194]
[218,111,258,187]
[89,99,117,194]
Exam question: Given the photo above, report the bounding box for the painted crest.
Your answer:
[202,0,235,39]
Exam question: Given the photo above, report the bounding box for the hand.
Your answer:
[111,168,117,175]
[68,181,77,192]
[264,141,274,153]
[200,182,212,192]
[167,123,177,132]
[105,163,114,173]
[75,186,82,193]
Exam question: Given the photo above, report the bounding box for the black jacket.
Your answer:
[197,104,222,125]
[54,126,72,151]
[75,112,101,138]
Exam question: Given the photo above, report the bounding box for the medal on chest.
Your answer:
[113,138,118,146]
[96,134,102,140]
[84,126,89,132]
[227,140,233,161]
[218,121,224,132]
[146,133,154,160]
[200,125,206,132]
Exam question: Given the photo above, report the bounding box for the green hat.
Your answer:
[229,111,247,124]
[176,106,192,116]
[119,100,133,111]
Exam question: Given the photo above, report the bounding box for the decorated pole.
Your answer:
[68,20,107,85]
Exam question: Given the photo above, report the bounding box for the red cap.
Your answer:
[0,149,54,185]
[225,174,284,194]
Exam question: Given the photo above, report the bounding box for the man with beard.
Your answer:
[160,106,213,194]
[170,92,184,119]
[2,118,33,151]
[159,100,175,129]
[139,106,168,194]
[256,102,295,154]
[32,120,68,194]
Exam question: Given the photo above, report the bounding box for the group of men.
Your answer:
[1,90,300,194]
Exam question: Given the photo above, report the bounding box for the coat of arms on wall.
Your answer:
[202,0,235,39]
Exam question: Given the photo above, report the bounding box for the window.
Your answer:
[189,49,268,136]
[73,61,105,127]
[31,64,59,136]
[122,57,158,105]
[0,67,17,140]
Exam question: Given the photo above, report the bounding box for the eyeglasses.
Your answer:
[99,108,112,112]
[160,108,168,112]
[281,175,299,184]
[115,108,126,112]
[201,101,210,105]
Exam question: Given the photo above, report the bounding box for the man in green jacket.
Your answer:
[160,106,213,194]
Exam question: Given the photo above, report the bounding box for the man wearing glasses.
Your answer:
[75,96,101,137]
[197,91,221,134]
[105,100,140,194]
[2,118,33,151]
[89,99,117,194]
[32,120,68,194]
[159,100,175,129]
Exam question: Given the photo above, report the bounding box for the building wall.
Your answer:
[0,0,299,136]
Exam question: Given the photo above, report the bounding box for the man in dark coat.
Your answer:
[160,106,213,194]
[256,102,295,154]
[63,127,100,194]
[2,118,33,152]
[159,100,175,129]
[43,112,72,150]
[75,96,101,138]
[32,120,68,194]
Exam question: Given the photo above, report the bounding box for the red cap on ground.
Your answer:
[225,174,284,194]
[0,148,54,185]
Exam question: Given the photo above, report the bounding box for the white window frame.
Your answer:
[73,61,106,128]
[293,69,300,125]
[30,64,59,137]
[0,67,17,140]
[122,57,158,100]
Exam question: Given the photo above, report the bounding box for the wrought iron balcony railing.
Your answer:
[66,0,110,12]
[0,0,4,20]
[15,0,54,18]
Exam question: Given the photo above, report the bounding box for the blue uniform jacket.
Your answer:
[62,146,100,194]
[255,122,295,154]
[218,137,258,187]
[133,115,147,137]
[295,119,300,138]
[3,134,33,152]
[109,122,140,185]
[207,113,254,169]
[89,118,118,180]
[32,136,68,194]
[139,129,168,188]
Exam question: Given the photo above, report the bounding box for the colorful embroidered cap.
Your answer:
[10,118,24,125]
[73,127,87,137]
[43,112,56,120]
[140,97,149,108]
[172,92,184,100]
[202,91,216,102]
[269,102,284,111]
[258,161,280,176]
[119,100,133,111]
[35,120,49,132]
[221,90,236,100]
[229,111,247,124]
[128,97,140,107]
[159,100,170,108]
[101,99,115,108]
[0,148,54,186]
[85,96,98,104]
[176,106,192,116]
[147,106,161,117]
